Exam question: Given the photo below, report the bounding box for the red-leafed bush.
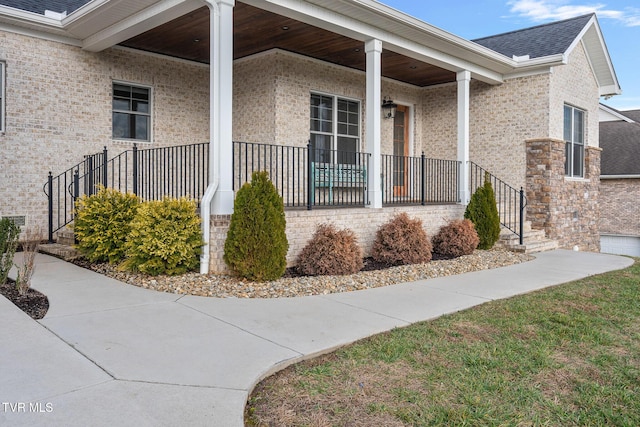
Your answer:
[371,213,432,266]
[296,224,363,276]
[432,219,479,258]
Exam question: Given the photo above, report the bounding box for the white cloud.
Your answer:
[507,0,640,26]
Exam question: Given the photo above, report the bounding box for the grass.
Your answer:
[246,259,640,426]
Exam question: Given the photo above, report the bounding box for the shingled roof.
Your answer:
[0,0,89,14]
[473,14,594,59]
[600,109,640,176]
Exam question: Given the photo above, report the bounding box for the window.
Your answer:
[112,82,151,141]
[310,93,360,164]
[0,62,5,133]
[564,104,585,178]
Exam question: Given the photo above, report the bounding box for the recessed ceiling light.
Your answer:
[282,26,289,30]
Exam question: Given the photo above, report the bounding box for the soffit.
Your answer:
[120,2,458,87]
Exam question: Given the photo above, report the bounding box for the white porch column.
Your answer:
[365,39,382,208]
[457,70,471,205]
[207,0,235,215]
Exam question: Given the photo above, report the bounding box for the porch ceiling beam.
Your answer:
[81,0,204,52]
[242,0,506,85]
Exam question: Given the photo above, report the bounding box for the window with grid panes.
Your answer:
[112,82,151,141]
[310,93,360,164]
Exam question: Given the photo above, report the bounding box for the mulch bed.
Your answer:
[0,279,49,320]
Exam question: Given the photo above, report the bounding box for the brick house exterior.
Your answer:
[0,1,621,273]
[598,105,640,256]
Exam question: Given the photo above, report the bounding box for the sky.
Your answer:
[380,0,640,111]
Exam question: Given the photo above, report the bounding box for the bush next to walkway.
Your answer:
[73,187,140,263]
[464,175,501,250]
[0,217,20,285]
[121,197,203,275]
[371,213,432,266]
[297,224,363,276]
[224,171,288,282]
[432,219,479,258]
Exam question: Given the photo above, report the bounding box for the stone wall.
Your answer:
[208,204,465,273]
[526,139,601,251]
[599,178,640,236]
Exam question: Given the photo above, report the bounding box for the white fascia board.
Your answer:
[0,21,82,46]
[61,0,111,26]
[81,0,203,52]
[599,104,633,122]
[0,5,67,35]
[600,175,640,179]
[242,0,508,84]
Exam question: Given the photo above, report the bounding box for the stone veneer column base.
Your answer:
[525,138,601,252]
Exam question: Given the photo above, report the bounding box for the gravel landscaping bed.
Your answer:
[75,249,533,298]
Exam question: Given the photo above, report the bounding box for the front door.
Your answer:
[393,105,409,197]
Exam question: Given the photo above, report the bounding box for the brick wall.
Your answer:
[599,179,640,236]
[208,204,465,273]
[526,139,601,251]
[0,31,209,228]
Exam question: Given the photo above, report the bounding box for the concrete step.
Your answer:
[56,230,75,246]
[500,228,546,243]
[39,243,80,261]
[498,239,559,254]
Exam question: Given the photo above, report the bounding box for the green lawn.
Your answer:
[246,259,640,426]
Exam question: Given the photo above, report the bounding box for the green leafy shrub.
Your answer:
[371,213,432,266]
[0,217,20,285]
[432,219,480,258]
[73,187,140,263]
[224,171,288,281]
[297,224,363,276]
[464,175,501,250]
[121,197,202,275]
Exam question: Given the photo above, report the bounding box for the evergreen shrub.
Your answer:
[432,219,479,258]
[0,217,20,285]
[121,197,202,275]
[371,212,432,266]
[224,171,288,281]
[464,175,501,250]
[297,224,363,276]
[73,187,140,263]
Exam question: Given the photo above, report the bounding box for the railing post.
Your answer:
[73,169,80,206]
[421,152,426,206]
[86,155,94,196]
[47,172,54,243]
[102,146,108,189]
[307,141,313,210]
[132,143,138,196]
[519,187,525,245]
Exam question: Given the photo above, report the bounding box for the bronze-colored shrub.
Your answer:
[297,224,363,276]
[371,213,432,266]
[432,219,480,258]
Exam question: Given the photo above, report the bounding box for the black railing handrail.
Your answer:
[469,161,527,245]
[45,142,210,242]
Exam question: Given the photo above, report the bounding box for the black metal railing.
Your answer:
[469,162,527,244]
[233,141,370,208]
[45,143,209,242]
[381,153,460,205]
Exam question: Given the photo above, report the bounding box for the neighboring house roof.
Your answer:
[473,14,593,59]
[0,0,89,14]
[600,108,640,176]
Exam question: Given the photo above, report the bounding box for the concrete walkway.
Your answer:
[0,250,633,426]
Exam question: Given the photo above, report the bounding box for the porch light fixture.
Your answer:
[381,97,397,119]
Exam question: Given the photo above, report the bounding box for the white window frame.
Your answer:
[112,81,152,142]
[0,61,5,133]
[564,104,585,178]
[310,92,361,164]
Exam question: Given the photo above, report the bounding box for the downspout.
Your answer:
[200,0,221,274]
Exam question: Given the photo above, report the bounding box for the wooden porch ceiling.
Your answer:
[119,2,456,87]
